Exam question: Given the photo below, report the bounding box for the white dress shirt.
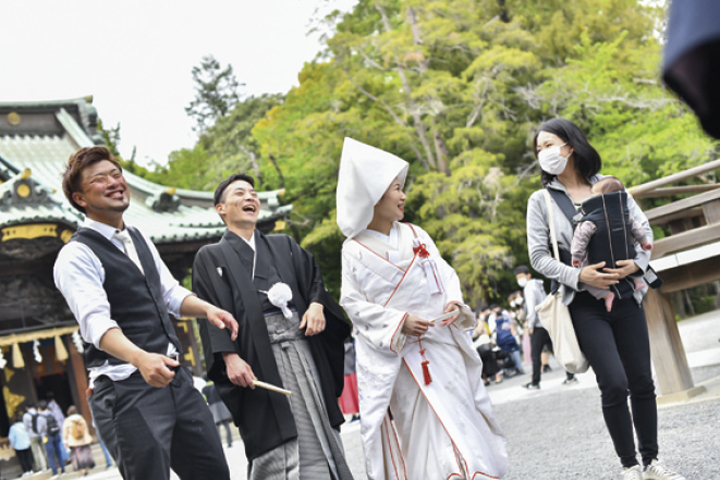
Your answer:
[54,219,192,384]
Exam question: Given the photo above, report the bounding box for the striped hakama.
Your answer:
[248,312,354,480]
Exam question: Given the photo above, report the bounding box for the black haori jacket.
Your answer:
[192,229,350,461]
[579,191,636,298]
[71,227,182,367]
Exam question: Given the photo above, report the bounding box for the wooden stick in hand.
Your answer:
[253,379,292,396]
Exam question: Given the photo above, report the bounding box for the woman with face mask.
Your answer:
[525,118,685,480]
[337,138,508,480]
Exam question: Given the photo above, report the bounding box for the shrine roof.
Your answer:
[0,98,291,244]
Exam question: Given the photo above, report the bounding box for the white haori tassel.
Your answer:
[0,349,6,369]
[267,282,294,319]
[412,237,444,294]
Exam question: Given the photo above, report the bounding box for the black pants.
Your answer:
[529,327,575,385]
[216,419,233,447]
[569,291,658,468]
[90,367,230,480]
[530,326,552,385]
[15,448,33,472]
[477,344,499,378]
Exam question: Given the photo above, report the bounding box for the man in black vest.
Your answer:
[53,146,238,480]
[192,173,353,480]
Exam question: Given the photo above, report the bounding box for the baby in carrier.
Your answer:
[571,176,653,312]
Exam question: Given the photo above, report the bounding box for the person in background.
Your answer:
[22,402,47,473]
[338,338,360,422]
[202,381,234,449]
[9,412,33,477]
[46,395,69,466]
[508,291,531,369]
[491,305,524,377]
[63,405,95,476]
[515,265,577,389]
[37,400,65,477]
[472,312,503,385]
[90,416,113,469]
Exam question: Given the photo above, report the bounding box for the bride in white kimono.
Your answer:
[336,138,508,480]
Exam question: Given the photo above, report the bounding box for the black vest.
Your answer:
[71,227,182,368]
[579,191,636,298]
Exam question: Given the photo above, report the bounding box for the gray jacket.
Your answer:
[526,175,652,306]
[522,278,547,329]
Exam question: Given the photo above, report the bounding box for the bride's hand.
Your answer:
[401,315,433,336]
[441,301,463,326]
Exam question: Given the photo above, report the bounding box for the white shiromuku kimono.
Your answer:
[341,222,508,480]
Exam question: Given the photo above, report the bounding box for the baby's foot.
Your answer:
[603,292,615,312]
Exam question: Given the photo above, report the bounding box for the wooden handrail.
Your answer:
[644,187,720,223]
[628,158,720,196]
[632,184,720,199]
[651,222,720,259]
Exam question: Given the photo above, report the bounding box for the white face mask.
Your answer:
[517,277,528,288]
[515,296,524,305]
[538,143,570,175]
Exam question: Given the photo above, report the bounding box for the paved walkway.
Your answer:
[45,309,720,480]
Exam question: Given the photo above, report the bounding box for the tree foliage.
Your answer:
[185,55,243,133]
[135,0,717,306]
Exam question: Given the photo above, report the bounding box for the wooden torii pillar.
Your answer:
[630,159,720,401]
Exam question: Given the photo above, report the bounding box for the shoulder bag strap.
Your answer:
[542,189,561,263]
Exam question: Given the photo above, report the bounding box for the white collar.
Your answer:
[83,218,129,239]
[363,222,399,249]
[239,231,256,252]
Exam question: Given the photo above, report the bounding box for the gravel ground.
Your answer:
[492,379,720,480]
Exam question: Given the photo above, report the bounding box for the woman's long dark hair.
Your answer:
[532,118,602,187]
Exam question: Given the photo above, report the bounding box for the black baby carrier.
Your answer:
[545,187,663,297]
[578,191,637,299]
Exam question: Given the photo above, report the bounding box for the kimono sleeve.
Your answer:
[340,246,408,355]
[415,226,476,331]
[192,248,238,381]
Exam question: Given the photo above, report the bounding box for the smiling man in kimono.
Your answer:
[337,138,508,480]
[192,173,353,480]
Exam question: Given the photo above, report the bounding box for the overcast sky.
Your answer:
[0,0,357,166]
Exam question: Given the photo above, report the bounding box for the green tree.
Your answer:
[151,0,717,307]
[185,55,243,133]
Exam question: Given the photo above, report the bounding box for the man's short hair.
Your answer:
[37,400,48,411]
[213,173,256,206]
[514,265,531,276]
[62,146,122,214]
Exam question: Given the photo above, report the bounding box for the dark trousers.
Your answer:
[477,344,499,378]
[569,291,658,468]
[529,326,575,385]
[216,419,233,447]
[45,433,65,474]
[90,367,230,480]
[15,448,33,472]
[530,326,552,385]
